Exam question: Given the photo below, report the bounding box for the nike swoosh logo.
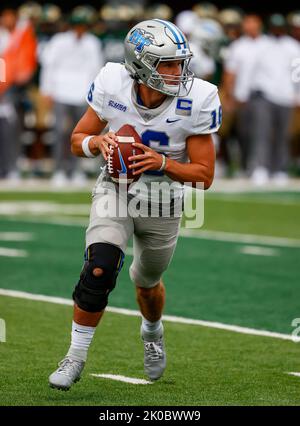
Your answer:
[117,147,127,174]
[166,118,181,123]
[74,330,88,334]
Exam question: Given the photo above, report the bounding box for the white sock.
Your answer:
[141,316,163,339]
[66,321,96,362]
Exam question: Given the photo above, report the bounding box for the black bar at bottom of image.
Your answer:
[0,406,298,424]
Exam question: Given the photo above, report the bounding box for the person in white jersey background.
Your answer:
[49,18,222,391]
[247,14,300,185]
[223,14,266,174]
[40,6,104,187]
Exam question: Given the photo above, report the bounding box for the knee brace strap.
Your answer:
[73,243,124,312]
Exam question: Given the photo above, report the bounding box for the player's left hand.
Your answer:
[128,143,165,175]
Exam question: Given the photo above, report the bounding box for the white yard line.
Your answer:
[0,232,34,241]
[8,217,88,227]
[205,194,300,206]
[2,216,300,249]
[0,288,294,342]
[287,372,300,378]
[0,202,90,216]
[0,248,28,257]
[0,177,300,192]
[239,246,279,256]
[180,229,300,248]
[0,318,6,342]
[90,374,152,385]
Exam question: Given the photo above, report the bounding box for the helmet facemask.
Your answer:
[142,54,194,97]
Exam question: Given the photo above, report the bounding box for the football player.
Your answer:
[49,19,221,390]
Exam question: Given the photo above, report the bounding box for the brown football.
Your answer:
[107,124,144,185]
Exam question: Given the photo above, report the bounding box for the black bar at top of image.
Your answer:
[0,1,299,16]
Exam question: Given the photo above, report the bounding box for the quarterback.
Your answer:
[49,19,221,390]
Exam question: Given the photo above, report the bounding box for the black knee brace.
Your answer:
[73,243,124,312]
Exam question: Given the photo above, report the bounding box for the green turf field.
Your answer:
[0,189,300,405]
[1,296,300,406]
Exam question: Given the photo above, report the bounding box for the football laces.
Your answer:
[107,145,114,174]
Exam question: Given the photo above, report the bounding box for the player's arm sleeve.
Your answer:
[86,66,107,122]
[191,88,222,134]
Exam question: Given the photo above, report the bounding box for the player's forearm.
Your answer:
[164,158,214,190]
[71,133,100,157]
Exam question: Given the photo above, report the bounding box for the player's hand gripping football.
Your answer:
[92,132,119,161]
[128,143,165,175]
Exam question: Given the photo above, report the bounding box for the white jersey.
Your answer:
[40,31,104,106]
[87,62,221,200]
[251,35,300,107]
[225,35,268,103]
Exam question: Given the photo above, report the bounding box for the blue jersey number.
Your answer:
[210,105,222,129]
[141,130,169,176]
[88,82,95,102]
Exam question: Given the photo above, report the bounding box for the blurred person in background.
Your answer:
[39,5,104,187]
[192,2,219,21]
[175,6,224,179]
[33,3,62,134]
[218,7,243,55]
[97,4,126,63]
[287,11,300,175]
[192,0,222,79]
[18,1,42,27]
[0,7,37,182]
[216,7,243,177]
[248,14,300,185]
[99,1,145,63]
[144,3,173,22]
[222,14,266,175]
[288,10,300,41]
[175,10,217,80]
[36,3,62,60]
[21,4,63,177]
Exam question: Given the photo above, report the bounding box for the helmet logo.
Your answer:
[128,28,155,54]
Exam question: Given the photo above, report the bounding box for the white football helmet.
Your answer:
[190,18,224,59]
[124,19,194,97]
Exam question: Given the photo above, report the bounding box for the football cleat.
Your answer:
[141,326,166,381]
[49,357,85,391]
